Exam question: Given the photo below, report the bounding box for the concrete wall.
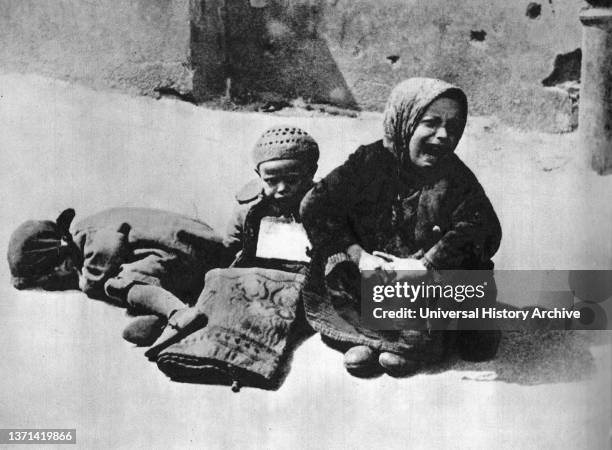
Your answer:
[318,0,585,131]
[0,0,587,131]
[197,0,358,108]
[0,0,196,97]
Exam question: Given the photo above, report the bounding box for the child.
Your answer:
[224,125,319,270]
[7,207,228,342]
[139,125,319,390]
[128,125,319,347]
[300,78,502,376]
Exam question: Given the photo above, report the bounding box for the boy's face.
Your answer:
[257,159,315,205]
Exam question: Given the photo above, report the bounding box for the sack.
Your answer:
[147,267,308,391]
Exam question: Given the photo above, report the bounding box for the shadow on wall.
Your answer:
[191,0,358,109]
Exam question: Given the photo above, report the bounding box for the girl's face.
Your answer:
[407,97,464,168]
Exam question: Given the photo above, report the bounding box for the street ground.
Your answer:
[0,73,610,449]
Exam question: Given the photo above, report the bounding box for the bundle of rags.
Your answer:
[145,267,308,391]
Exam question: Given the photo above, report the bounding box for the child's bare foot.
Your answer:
[122,315,166,347]
[378,352,420,377]
[344,345,381,377]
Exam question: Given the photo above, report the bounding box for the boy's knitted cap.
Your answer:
[252,125,319,168]
[7,209,75,288]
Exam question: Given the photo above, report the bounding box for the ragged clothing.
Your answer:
[224,179,312,275]
[72,207,227,304]
[300,140,501,270]
[299,142,501,355]
[298,78,501,359]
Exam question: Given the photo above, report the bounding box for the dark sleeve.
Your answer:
[223,204,248,259]
[300,146,370,257]
[78,226,130,298]
[423,180,502,270]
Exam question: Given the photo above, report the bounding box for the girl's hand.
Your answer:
[346,244,387,271]
[358,251,387,271]
[373,251,428,280]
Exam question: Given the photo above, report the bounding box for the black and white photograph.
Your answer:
[0,0,611,448]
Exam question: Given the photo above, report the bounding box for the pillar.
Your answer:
[579,7,612,175]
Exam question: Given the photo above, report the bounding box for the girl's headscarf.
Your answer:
[382,78,468,162]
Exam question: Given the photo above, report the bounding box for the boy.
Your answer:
[224,125,319,270]
[128,125,320,347]
[7,207,228,341]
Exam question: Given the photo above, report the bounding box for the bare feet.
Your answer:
[122,315,166,347]
[343,345,381,377]
[378,352,420,377]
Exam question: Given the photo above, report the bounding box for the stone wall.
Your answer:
[0,0,200,97]
[317,0,585,131]
[0,0,587,131]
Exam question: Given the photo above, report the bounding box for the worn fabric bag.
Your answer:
[146,267,308,391]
